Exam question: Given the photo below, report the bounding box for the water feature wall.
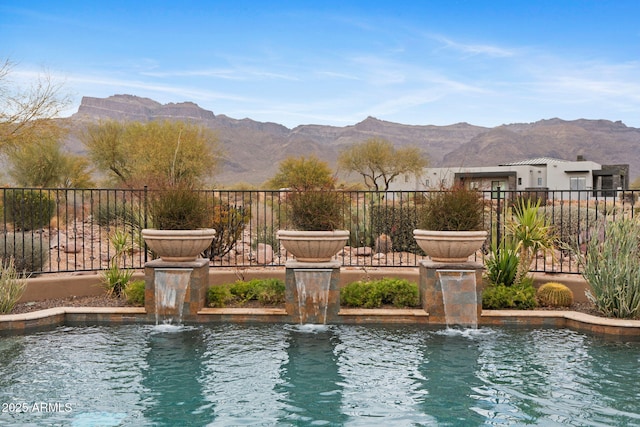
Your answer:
[145,258,209,323]
[153,269,191,324]
[285,261,341,324]
[419,260,483,327]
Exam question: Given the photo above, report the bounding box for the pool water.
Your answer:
[1,324,639,426]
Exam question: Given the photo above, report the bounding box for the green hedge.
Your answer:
[341,278,420,308]
[207,278,285,307]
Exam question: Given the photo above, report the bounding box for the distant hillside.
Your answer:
[66,95,640,185]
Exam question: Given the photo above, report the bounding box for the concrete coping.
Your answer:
[339,308,429,317]
[0,307,146,322]
[483,310,640,329]
[199,308,287,315]
[2,307,640,336]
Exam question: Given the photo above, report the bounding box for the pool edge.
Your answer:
[1,307,640,337]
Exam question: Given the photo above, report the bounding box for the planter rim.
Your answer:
[277,230,349,237]
[142,228,216,237]
[413,229,487,237]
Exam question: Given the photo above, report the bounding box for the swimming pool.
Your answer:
[1,324,639,426]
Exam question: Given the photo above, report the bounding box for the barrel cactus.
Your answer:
[537,282,574,307]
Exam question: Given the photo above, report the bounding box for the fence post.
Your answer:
[143,185,148,263]
[496,187,502,249]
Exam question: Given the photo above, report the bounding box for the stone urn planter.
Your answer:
[142,228,216,262]
[413,229,487,263]
[276,230,349,262]
[414,185,488,263]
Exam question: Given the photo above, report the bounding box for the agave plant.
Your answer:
[485,238,520,287]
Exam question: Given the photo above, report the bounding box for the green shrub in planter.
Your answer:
[418,185,485,231]
[482,278,537,309]
[207,278,285,307]
[124,280,145,306]
[287,190,345,231]
[207,285,234,308]
[4,189,55,231]
[148,184,209,230]
[341,278,420,308]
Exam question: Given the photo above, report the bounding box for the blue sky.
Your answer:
[2,0,640,128]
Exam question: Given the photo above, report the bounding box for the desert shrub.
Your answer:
[207,278,285,307]
[0,232,49,273]
[101,263,133,297]
[253,225,278,251]
[287,190,345,231]
[577,218,640,318]
[148,185,209,230]
[369,204,420,253]
[207,285,234,308]
[348,205,374,248]
[341,278,420,308]
[4,189,55,230]
[482,278,537,310]
[124,280,145,306]
[95,197,144,229]
[207,203,250,259]
[0,258,27,314]
[417,186,485,231]
[101,230,134,297]
[537,282,573,307]
[538,205,602,247]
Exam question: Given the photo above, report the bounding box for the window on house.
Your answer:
[537,177,543,186]
[424,178,430,187]
[491,180,506,199]
[570,176,586,190]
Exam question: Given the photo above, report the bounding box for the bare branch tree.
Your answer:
[0,58,71,146]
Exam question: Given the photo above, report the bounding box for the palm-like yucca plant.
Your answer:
[506,198,556,284]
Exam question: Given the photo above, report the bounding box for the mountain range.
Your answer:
[65,94,640,186]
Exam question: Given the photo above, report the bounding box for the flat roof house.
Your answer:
[390,156,629,199]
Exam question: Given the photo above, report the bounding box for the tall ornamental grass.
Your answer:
[0,258,27,314]
[578,218,640,318]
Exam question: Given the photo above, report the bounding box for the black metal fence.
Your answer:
[1,187,637,275]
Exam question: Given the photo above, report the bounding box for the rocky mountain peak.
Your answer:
[74,94,215,121]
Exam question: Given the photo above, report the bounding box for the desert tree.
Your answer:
[337,138,428,191]
[266,155,335,190]
[0,58,70,148]
[4,124,93,188]
[82,119,222,188]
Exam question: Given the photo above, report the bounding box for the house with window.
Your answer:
[390,156,629,199]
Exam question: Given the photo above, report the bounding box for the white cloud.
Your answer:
[431,35,516,58]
